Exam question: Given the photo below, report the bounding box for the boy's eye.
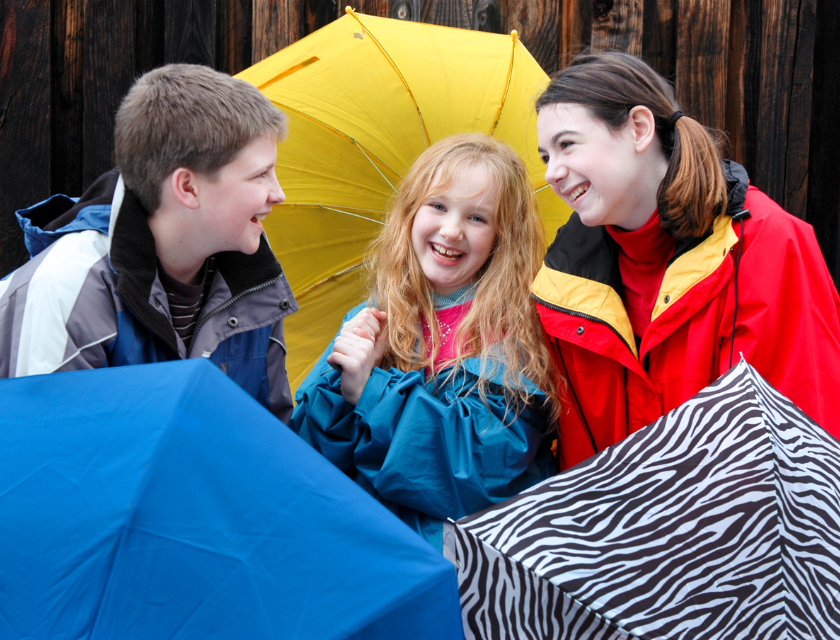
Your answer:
[559,141,573,150]
[540,154,549,165]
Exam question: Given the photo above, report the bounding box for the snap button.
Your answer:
[153,298,161,307]
[576,326,584,335]
[227,317,239,328]
[664,295,671,304]
[279,298,290,310]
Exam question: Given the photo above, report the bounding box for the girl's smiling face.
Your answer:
[537,102,657,231]
[410,163,498,296]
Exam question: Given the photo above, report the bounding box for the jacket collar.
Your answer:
[533,161,750,353]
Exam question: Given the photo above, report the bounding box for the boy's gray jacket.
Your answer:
[0,170,298,423]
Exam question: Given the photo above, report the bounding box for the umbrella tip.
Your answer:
[345,5,354,14]
[510,29,518,39]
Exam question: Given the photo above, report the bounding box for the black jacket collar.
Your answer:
[543,160,751,292]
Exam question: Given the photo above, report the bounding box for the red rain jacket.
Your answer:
[533,161,840,470]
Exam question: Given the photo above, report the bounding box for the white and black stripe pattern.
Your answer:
[446,361,840,639]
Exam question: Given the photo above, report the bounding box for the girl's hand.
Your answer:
[327,327,377,405]
[339,307,388,367]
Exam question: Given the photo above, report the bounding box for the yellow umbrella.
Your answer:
[236,8,572,391]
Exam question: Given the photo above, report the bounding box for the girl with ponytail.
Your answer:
[532,50,840,469]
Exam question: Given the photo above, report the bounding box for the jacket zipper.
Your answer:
[532,294,637,357]
[194,275,283,336]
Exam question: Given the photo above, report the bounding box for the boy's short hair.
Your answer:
[115,63,288,214]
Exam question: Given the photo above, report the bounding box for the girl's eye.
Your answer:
[431,203,446,211]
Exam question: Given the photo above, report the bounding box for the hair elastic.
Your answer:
[667,110,685,129]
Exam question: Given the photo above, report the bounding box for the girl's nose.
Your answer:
[545,158,568,185]
[439,215,464,241]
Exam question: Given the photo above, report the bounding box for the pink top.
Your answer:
[421,300,474,369]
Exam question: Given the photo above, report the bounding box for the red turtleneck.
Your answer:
[606,211,676,339]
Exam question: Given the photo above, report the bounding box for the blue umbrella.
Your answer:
[0,359,463,639]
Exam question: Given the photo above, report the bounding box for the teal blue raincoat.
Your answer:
[290,303,556,550]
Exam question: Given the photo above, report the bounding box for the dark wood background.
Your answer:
[2,0,839,285]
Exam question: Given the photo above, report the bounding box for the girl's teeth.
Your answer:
[570,184,589,201]
[433,244,463,259]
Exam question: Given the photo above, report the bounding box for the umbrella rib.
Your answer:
[295,262,364,299]
[321,206,386,224]
[355,141,398,193]
[269,100,403,183]
[347,9,430,148]
[489,31,518,136]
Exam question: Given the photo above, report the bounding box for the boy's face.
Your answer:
[196,133,284,256]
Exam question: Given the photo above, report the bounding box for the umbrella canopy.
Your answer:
[0,359,463,639]
[236,10,571,389]
[445,360,840,639]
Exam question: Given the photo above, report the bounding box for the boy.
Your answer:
[0,64,298,422]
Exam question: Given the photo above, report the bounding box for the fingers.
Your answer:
[329,330,376,405]
[341,308,387,342]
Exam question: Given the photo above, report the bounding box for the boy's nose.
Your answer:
[269,173,285,205]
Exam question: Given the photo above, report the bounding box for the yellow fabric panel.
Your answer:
[284,268,369,393]
[237,12,572,394]
[653,215,738,320]
[532,266,637,358]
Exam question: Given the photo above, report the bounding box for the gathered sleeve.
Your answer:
[289,306,554,523]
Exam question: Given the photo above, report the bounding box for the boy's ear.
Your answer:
[169,168,201,209]
[627,106,658,152]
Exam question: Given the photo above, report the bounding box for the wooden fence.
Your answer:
[2,0,839,284]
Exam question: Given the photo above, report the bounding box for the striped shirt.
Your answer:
[157,258,216,349]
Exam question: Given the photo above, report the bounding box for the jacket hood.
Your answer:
[16,169,120,259]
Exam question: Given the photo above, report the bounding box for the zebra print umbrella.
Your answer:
[444,360,840,639]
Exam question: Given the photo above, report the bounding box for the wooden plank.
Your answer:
[354,0,388,18]
[164,0,216,66]
[782,0,816,219]
[51,0,84,197]
[252,0,303,63]
[675,0,729,132]
[509,0,561,73]
[642,0,675,81]
[390,0,422,21]
[82,0,135,186]
[591,0,644,56]
[806,0,840,285]
[561,0,591,65]
[723,0,761,172]
[753,0,812,215]
[136,0,165,74]
[0,0,51,276]
[218,0,251,74]
[420,0,472,30]
[473,0,505,32]
[305,0,340,34]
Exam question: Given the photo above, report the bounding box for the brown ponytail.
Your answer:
[536,51,727,239]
